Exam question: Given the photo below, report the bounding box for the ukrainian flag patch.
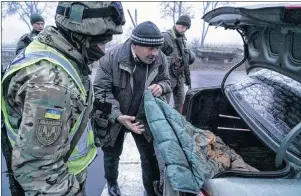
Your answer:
[44,109,62,120]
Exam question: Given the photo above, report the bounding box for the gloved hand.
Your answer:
[91,110,109,147]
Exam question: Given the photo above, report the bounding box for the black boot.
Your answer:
[107,181,121,196]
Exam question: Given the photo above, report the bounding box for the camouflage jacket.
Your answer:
[161,27,188,64]
[2,26,89,195]
[93,39,171,147]
[15,30,40,55]
[160,27,189,81]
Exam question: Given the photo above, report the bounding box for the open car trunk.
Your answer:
[184,87,293,177]
[186,3,301,176]
[161,4,301,196]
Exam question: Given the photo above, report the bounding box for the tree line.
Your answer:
[2,1,230,48]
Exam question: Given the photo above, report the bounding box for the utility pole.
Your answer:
[135,9,137,25]
[127,9,136,27]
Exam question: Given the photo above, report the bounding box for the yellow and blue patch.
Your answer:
[44,109,62,120]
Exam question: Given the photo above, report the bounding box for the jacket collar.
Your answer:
[131,45,140,62]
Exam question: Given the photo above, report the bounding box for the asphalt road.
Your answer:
[1,69,247,196]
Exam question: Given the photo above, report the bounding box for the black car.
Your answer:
[183,4,301,196]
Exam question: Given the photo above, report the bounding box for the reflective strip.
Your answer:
[4,121,16,142]
[67,144,97,175]
[68,120,93,161]
[2,42,94,169]
[2,48,87,145]
[169,28,177,40]
[69,112,84,141]
[68,146,94,161]
[1,97,17,142]
[4,51,86,99]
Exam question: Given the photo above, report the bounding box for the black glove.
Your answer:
[91,99,112,147]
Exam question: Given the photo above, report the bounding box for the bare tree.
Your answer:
[189,37,201,48]
[2,2,54,31]
[160,2,195,24]
[200,2,230,47]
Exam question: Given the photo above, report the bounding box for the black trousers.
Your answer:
[102,129,160,196]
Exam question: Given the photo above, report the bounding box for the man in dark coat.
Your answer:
[93,21,171,196]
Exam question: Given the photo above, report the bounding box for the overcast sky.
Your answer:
[1,1,296,47]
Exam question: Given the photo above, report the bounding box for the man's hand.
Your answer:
[117,115,145,134]
[148,84,163,97]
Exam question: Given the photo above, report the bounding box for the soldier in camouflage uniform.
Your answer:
[15,14,45,55]
[1,65,25,195]
[1,2,125,195]
[161,15,192,113]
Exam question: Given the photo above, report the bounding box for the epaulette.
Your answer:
[20,33,29,40]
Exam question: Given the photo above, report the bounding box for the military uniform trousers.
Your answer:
[166,73,185,113]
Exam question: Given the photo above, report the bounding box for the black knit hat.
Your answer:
[176,15,191,29]
[30,14,44,25]
[131,21,164,47]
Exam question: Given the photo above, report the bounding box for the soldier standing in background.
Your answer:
[15,14,45,55]
[161,15,195,113]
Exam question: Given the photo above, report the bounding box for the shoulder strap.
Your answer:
[167,28,177,40]
[167,28,184,52]
[3,44,87,99]
[20,33,30,40]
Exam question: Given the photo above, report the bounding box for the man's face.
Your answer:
[32,21,44,32]
[175,24,188,34]
[133,45,159,64]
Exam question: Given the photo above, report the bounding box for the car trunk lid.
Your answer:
[203,4,301,166]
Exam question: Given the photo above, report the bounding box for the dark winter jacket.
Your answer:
[161,27,188,75]
[15,30,40,55]
[93,39,171,147]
